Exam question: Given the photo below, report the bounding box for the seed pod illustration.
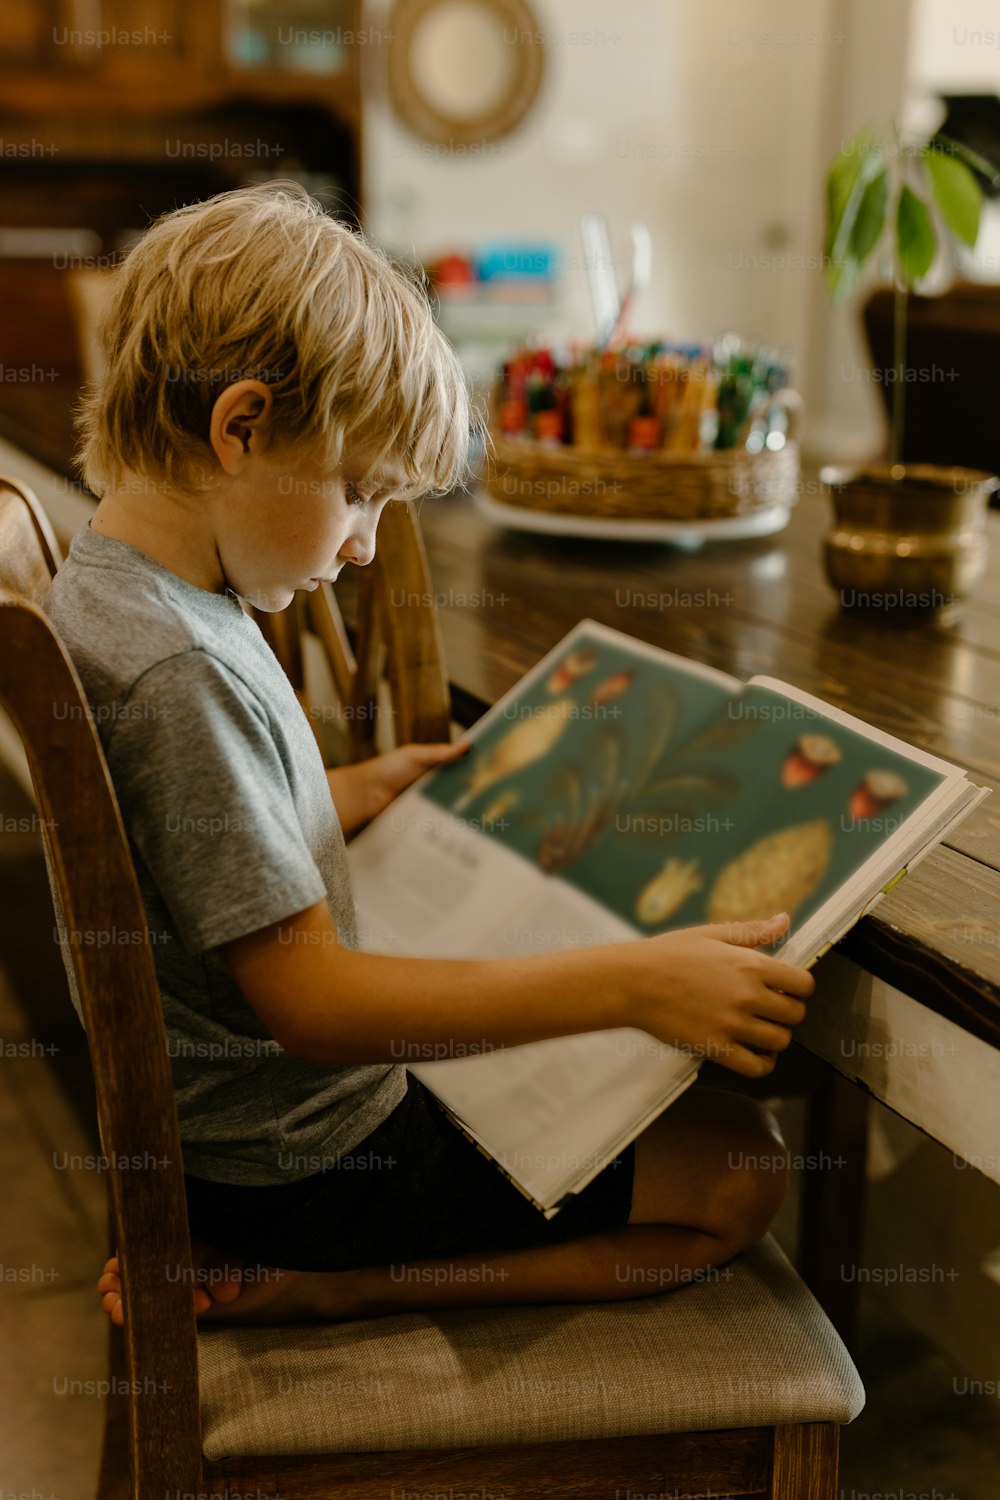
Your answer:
[848,770,908,821]
[781,734,842,789]
[588,669,635,707]
[708,819,834,924]
[453,699,576,812]
[546,646,598,694]
[636,858,704,926]
[479,790,519,825]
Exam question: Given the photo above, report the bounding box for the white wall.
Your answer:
[906,0,1000,283]
[910,0,1000,92]
[364,0,883,458]
[804,0,915,461]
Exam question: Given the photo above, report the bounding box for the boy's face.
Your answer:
[216,445,404,613]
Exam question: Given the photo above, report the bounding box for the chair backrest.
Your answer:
[255,498,452,761]
[67,266,115,388]
[0,476,203,1493]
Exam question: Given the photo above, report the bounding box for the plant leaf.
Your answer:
[850,167,889,262]
[825,128,873,247]
[896,186,937,285]
[934,132,1000,190]
[922,147,982,247]
[825,127,885,301]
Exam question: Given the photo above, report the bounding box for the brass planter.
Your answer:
[821,463,998,612]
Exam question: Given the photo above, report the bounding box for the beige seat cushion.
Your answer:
[197,1233,865,1459]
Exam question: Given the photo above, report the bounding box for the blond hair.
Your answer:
[77,182,477,498]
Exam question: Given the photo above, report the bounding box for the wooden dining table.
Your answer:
[3,390,999,1338]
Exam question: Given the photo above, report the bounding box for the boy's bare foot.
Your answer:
[98,1239,256,1327]
[97,1238,369,1327]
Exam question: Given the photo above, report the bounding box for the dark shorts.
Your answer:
[183,1072,636,1272]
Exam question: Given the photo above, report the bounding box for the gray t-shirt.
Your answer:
[44,525,406,1185]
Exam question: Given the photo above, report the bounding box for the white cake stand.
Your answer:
[471,489,793,550]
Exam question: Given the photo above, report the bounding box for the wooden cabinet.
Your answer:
[0,0,208,79]
[59,0,211,80]
[0,0,366,413]
[0,0,362,124]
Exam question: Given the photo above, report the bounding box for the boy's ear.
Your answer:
[209,380,274,474]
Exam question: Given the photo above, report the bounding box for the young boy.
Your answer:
[44,183,814,1329]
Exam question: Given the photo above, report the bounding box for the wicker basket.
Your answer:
[485,433,801,522]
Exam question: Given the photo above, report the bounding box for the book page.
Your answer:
[415,1041,698,1214]
[406,870,695,1212]
[349,790,547,956]
[466,875,638,958]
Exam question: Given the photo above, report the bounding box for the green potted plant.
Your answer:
[821,121,999,611]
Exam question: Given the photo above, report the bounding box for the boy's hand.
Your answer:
[328,741,470,835]
[628,912,815,1078]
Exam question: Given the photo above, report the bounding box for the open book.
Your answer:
[347,620,989,1215]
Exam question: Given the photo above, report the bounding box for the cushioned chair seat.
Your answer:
[197,1234,865,1460]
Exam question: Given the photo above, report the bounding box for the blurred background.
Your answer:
[3,0,1000,467]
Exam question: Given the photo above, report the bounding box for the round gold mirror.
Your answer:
[387,0,546,148]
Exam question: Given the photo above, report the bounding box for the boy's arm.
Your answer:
[217,901,814,1078]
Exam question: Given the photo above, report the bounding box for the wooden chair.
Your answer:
[252,498,451,764]
[0,472,864,1500]
[67,267,114,390]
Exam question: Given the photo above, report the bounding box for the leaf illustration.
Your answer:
[634,770,740,807]
[629,816,711,842]
[600,731,625,802]
[544,761,584,821]
[583,780,603,825]
[583,724,627,801]
[673,717,760,763]
[630,684,682,792]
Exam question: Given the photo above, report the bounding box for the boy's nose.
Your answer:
[341,532,377,568]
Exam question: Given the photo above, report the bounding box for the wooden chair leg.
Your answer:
[771,1422,840,1499]
[97,1318,130,1500]
[798,1068,870,1347]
